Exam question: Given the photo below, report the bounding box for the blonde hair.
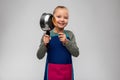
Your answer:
[53,6,68,15]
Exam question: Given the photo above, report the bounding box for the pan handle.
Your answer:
[46,31,50,35]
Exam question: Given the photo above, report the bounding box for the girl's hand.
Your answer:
[43,34,51,46]
[58,32,68,44]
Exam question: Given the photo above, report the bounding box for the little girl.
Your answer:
[37,6,80,80]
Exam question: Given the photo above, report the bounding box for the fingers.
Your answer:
[43,34,51,46]
[44,34,50,38]
[43,32,68,45]
[58,32,67,44]
[58,33,64,38]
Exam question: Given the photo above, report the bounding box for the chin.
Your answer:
[58,25,66,28]
[59,27,65,29]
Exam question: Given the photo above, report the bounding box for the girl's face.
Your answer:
[53,8,69,29]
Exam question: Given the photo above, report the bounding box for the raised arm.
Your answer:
[64,30,80,57]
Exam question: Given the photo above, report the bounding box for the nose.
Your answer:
[60,17,64,22]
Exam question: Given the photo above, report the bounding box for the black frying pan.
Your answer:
[40,13,54,35]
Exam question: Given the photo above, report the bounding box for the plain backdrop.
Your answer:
[0,0,120,80]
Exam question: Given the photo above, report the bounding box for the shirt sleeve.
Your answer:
[64,30,80,57]
[36,35,47,59]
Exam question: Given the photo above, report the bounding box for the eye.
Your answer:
[64,16,68,19]
[57,16,61,18]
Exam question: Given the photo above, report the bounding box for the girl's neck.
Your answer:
[53,27,64,33]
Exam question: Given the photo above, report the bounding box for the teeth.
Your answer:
[59,23,64,25]
[60,23,64,25]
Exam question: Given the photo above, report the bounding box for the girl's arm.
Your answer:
[36,35,47,59]
[64,30,80,57]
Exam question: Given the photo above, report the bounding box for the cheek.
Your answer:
[65,20,68,24]
[54,18,59,23]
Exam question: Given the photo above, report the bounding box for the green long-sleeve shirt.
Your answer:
[37,30,80,59]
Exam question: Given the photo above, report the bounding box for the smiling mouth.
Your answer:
[58,23,65,25]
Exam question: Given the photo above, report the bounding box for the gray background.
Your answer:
[0,0,120,80]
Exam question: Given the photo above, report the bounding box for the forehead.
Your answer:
[54,8,69,16]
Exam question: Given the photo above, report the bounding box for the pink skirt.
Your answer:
[48,63,72,80]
